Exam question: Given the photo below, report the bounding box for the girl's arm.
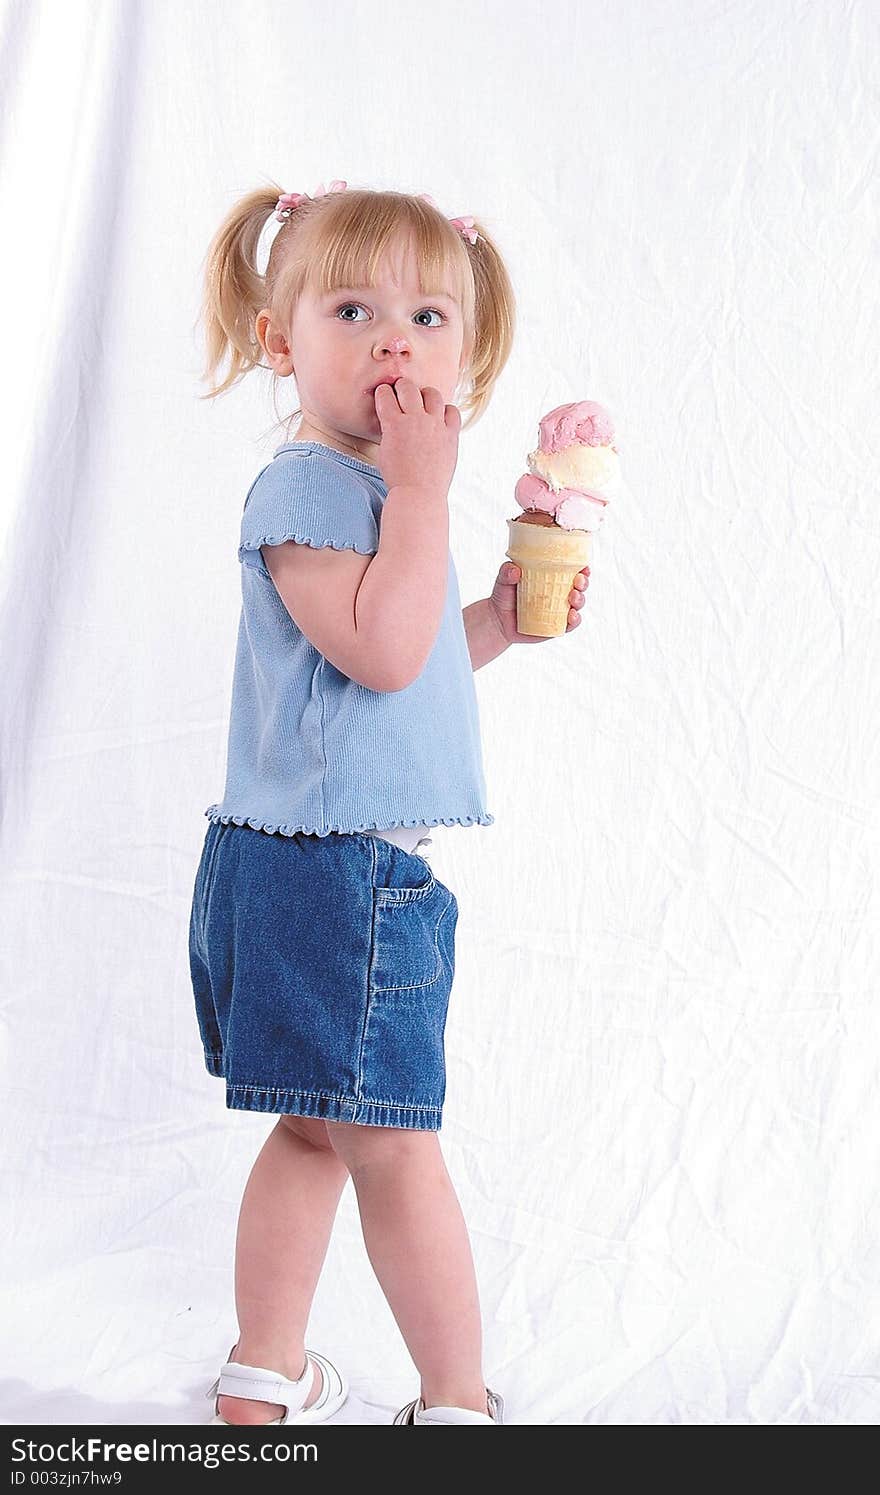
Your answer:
[354,482,450,687]
[462,599,510,671]
[263,480,450,693]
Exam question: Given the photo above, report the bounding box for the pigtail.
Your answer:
[195,183,285,400]
[456,220,517,430]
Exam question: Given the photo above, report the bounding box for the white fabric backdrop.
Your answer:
[2,0,878,1426]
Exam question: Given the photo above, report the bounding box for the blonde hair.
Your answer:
[196,181,516,434]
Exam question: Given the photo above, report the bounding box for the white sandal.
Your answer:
[207,1342,348,1425]
[393,1387,504,1424]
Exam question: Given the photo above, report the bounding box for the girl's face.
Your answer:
[259,234,470,466]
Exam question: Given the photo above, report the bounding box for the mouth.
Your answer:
[364,373,406,395]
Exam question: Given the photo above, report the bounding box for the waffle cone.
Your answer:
[505,517,592,637]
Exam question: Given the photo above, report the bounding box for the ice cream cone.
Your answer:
[506,516,592,638]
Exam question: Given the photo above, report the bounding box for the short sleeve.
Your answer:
[238,451,379,567]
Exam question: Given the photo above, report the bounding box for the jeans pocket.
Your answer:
[374,849,437,904]
[370,880,452,991]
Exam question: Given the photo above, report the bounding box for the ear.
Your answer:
[256,309,294,375]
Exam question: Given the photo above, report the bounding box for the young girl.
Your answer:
[189,179,590,1428]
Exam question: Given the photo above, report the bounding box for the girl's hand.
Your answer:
[374,377,461,498]
[488,562,590,646]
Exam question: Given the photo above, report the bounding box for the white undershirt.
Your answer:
[358,825,435,856]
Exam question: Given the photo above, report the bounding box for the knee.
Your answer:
[324,1120,441,1176]
[277,1114,336,1151]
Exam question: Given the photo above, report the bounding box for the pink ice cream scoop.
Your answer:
[514,472,557,515]
[537,400,616,452]
[555,490,608,532]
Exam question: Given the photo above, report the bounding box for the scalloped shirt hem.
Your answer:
[203,805,495,836]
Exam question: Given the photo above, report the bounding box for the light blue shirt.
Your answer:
[205,441,494,838]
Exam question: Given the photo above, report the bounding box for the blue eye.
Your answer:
[335,302,446,327]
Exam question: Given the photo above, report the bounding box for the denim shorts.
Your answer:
[187,821,459,1130]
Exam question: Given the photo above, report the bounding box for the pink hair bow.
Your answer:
[274,179,348,221]
[448,215,478,244]
[418,193,479,244]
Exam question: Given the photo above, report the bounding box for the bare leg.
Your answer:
[325,1123,489,1415]
[217,1116,349,1425]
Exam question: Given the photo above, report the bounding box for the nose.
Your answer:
[376,334,410,357]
